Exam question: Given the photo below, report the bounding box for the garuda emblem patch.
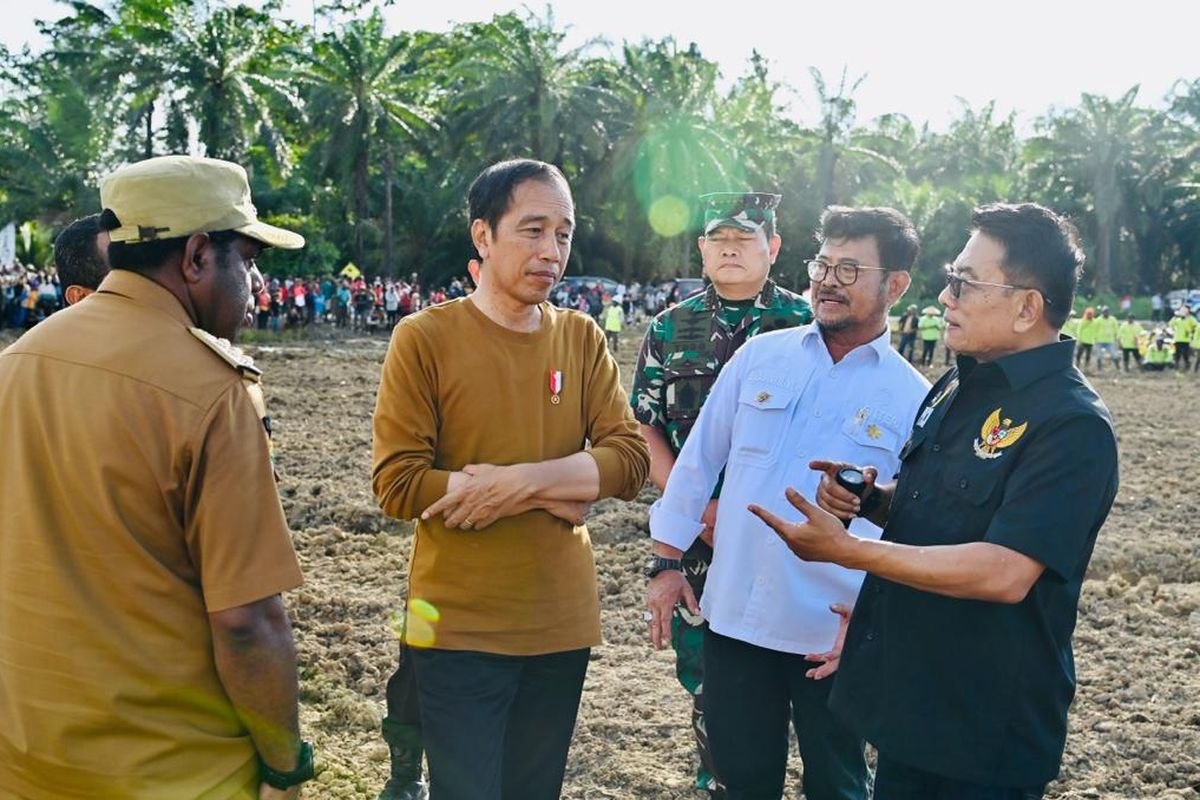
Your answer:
[973,408,1028,460]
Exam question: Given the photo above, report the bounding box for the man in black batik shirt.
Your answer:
[750,203,1118,800]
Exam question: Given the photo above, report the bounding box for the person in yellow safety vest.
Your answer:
[1061,308,1080,340]
[917,306,943,367]
[1117,313,1144,372]
[1143,334,1173,371]
[1075,307,1097,369]
[603,297,624,352]
[1092,306,1120,371]
[1170,306,1195,370]
[1191,313,1200,373]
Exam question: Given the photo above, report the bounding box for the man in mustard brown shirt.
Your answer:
[0,156,313,799]
[372,158,649,800]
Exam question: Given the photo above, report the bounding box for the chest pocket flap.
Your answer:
[731,381,799,465]
[664,375,716,422]
[941,462,1004,506]
[663,352,718,422]
[842,415,902,454]
[737,382,795,411]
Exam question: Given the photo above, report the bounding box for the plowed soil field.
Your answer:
[13,319,1196,799]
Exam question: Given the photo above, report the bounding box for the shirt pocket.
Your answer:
[729,382,798,467]
[841,414,902,456]
[663,354,717,422]
[940,461,1003,507]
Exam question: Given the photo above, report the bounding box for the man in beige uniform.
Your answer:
[0,156,312,799]
[373,158,649,800]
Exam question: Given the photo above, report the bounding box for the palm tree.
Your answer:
[0,45,107,224]
[1023,87,1147,292]
[583,38,740,280]
[1124,109,1200,291]
[803,67,901,207]
[295,10,433,273]
[170,4,301,165]
[68,1,298,165]
[443,11,616,168]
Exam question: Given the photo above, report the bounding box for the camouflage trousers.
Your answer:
[671,547,723,795]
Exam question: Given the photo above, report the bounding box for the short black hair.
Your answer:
[816,206,920,271]
[970,203,1083,329]
[467,159,570,234]
[100,209,241,273]
[54,214,108,291]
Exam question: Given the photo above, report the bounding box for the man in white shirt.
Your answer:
[646,207,930,800]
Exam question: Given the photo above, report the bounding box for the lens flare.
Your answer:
[648,195,689,237]
[630,121,746,240]
[390,598,440,648]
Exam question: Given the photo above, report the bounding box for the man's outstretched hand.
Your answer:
[748,487,856,564]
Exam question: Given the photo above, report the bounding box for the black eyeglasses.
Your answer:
[806,259,888,287]
[943,265,1052,306]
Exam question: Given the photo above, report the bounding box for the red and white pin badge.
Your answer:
[549,369,564,405]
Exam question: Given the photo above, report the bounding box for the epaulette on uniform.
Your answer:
[189,327,263,382]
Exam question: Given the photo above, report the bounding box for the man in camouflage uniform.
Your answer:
[632,192,811,797]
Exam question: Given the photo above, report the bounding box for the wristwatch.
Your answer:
[644,555,683,579]
[259,740,315,790]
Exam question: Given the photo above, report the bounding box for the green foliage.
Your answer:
[1,0,1199,296]
[257,213,341,277]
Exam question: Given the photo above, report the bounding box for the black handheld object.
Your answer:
[834,467,869,529]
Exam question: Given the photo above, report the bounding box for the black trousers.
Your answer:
[703,628,867,800]
[873,754,1045,800]
[1176,342,1192,369]
[411,647,589,800]
[920,339,936,366]
[384,641,423,727]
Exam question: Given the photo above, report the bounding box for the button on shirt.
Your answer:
[830,338,1119,788]
[650,324,930,654]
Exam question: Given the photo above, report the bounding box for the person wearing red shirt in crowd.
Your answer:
[257,284,270,329]
[292,281,307,326]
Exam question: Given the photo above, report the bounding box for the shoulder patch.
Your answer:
[189,327,262,381]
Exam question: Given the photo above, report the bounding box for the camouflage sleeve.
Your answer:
[630,317,666,428]
[793,295,813,324]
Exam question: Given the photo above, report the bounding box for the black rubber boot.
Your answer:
[378,720,428,800]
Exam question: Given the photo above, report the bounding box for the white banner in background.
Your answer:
[0,223,15,269]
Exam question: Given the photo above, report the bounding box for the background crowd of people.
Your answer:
[0,262,707,336]
[6,258,1200,378]
[4,250,1199,375]
[0,266,64,329]
[249,274,470,333]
